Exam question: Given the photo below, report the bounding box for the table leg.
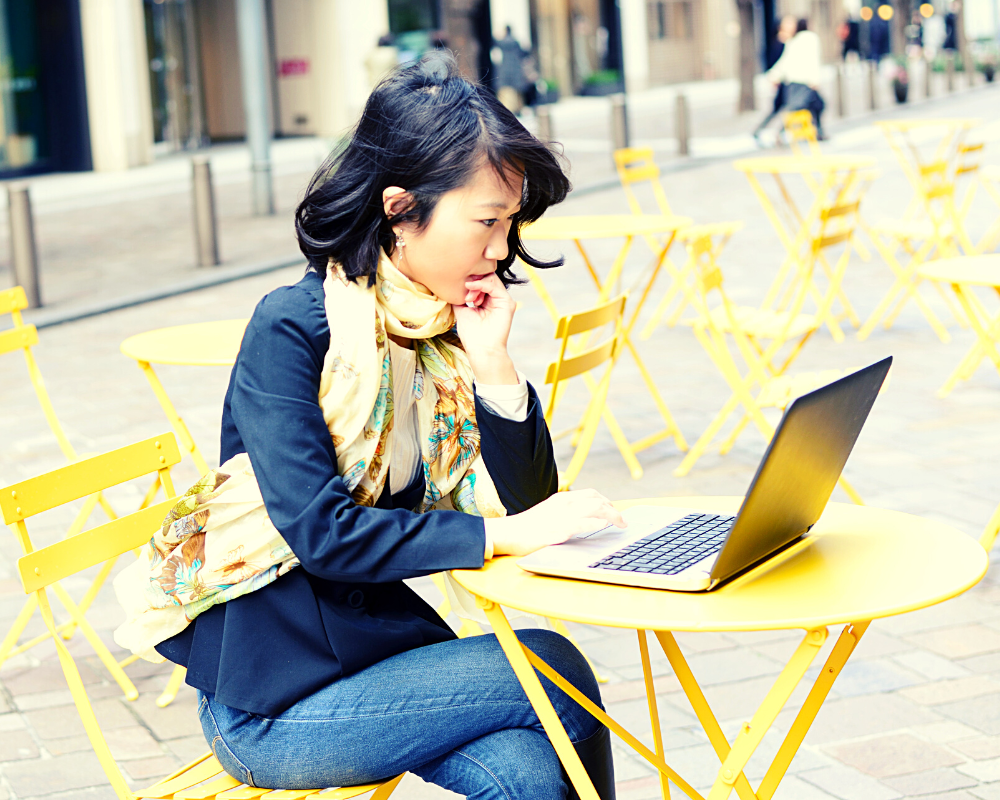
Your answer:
[937,284,1000,396]
[638,631,672,799]
[137,361,211,475]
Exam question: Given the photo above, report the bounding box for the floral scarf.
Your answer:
[114,253,505,661]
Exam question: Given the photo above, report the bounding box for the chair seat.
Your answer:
[871,218,956,240]
[756,370,849,409]
[686,305,819,340]
[137,753,400,800]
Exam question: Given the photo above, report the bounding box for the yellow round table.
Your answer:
[919,255,1000,396]
[121,319,249,473]
[453,497,987,800]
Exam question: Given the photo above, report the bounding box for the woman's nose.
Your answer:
[484,224,509,262]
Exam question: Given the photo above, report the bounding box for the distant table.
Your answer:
[733,155,876,342]
[918,255,1000,396]
[521,214,693,474]
[121,319,249,474]
[453,497,987,800]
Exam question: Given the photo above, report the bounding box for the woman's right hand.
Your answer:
[485,489,627,558]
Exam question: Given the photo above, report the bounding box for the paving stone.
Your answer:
[103,726,163,761]
[600,675,681,704]
[911,721,985,744]
[0,713,26,732]
[777,693,939,745]
[44,735,97,756]
[825,733,964,778]
[23,706,86,740]
[32,788,119,800]
[127,692,202,742]
[121,755,181,782]
[770,772,840,799]
[880,768,979,796]
[851,628,914,660]
[953,737,1000,760]
[938,693,1000,735]
[829,658,924,697]
[958,652,1000,675]
[901,676,1000,705]
[2,751,109,796]
[13,691,76,712]
[614,774,662,800]
[894,651,974,681]
[958,757,1000,782]
[0,728,40,760]
[799,764,904,800]
[905,625,1000,660]
[162,734,210,765]
[677,647,785,688]
[1,662,100,696]
[971,782,1000,799]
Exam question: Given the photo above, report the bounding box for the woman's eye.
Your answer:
[481,219,498,228]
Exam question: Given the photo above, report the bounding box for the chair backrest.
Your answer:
[613,147,673,217]
[1,285,78,461]
[2,434,182,800]
[784,110,820,156]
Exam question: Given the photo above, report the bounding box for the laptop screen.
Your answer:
[709,356,892,585]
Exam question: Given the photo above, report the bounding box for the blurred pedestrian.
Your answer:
[754,15,798,142]
[494,25,528,114]
[766,18,827,140]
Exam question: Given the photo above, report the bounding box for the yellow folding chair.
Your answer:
[673,222,865,504]
[783,110,821,156]
[1,436,403,800]
[979,164,1000,254]
[614,147,745,329]
[542,294,629,487]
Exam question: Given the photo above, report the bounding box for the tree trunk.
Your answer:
[892,0,912,57]
[736,0,757,111]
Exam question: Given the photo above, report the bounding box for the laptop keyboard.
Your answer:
[589,513,735,576]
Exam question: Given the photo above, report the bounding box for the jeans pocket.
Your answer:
[200,696,257,788]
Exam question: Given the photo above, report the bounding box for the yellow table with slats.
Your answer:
[121,320,250,474]
[453,497,987,800]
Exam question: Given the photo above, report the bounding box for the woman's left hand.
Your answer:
[452,272,518,385]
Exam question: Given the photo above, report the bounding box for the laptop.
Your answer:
[518,356,892,592]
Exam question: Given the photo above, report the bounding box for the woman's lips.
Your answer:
[466,274,489,282]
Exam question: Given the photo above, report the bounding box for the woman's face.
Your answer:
[385,165,523,306]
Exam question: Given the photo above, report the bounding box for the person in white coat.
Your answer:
[766,18,827,140]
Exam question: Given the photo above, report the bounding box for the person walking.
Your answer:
[754,15,799,142]
[495,25,528,114]
[766,18,827,140]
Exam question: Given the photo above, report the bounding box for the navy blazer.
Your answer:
[156,271,558,715]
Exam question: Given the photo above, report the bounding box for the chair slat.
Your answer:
[920,161,948,176]
[217,788,270,800]
[814,230,853,251]
[821,201,860,220]
[0,286,28,315]
[555,296,627,338]
[545,340,617,384]
[18,498,176,592]
[0,323,38,356]
[260,791,320,800]
[1,434,181,521]
[620,163,660,184]
[137,757,227,799]
[173,775,243,800]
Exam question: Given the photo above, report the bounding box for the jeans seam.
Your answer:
[265,699,537,725]
[454,748,515,800]
[203,698,256,787]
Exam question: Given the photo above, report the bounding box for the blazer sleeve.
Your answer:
[229,282,487,584]
[475,383,558,514]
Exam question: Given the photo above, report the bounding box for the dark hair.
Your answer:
[796,17,809,32]
[295,52,571,286]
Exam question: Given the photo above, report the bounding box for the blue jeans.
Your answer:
[197,629,614,799]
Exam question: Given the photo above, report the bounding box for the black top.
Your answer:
[156,271,558,715]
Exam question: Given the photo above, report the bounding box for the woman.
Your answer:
[765,18,827,140]
[130,54,625,799]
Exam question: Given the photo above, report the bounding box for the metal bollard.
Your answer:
[610,93,630,156]
[675,93,690,157]
[836,64,846,117]
[8,184,41,308]
[192,156,220,267]
[535,104,553,143]
[946,55,955,92]
[868,60,878,110]
[924,56,933,98]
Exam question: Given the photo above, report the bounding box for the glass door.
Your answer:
[0,0,48,173]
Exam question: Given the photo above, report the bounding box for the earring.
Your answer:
[394,230,405,267]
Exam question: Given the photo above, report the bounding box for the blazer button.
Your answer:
[347,590,365,609]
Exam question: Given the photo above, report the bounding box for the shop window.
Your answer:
[646,0,695,40]
[0,0,48,172]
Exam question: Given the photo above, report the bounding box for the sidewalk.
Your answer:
[1,74,1000,800]
[1,70,997,329]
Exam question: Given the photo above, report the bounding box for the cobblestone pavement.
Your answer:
[2,84,1000,800]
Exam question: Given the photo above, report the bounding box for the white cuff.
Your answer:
[475,372,529,422]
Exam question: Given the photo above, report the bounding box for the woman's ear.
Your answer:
[383,186,413,220]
